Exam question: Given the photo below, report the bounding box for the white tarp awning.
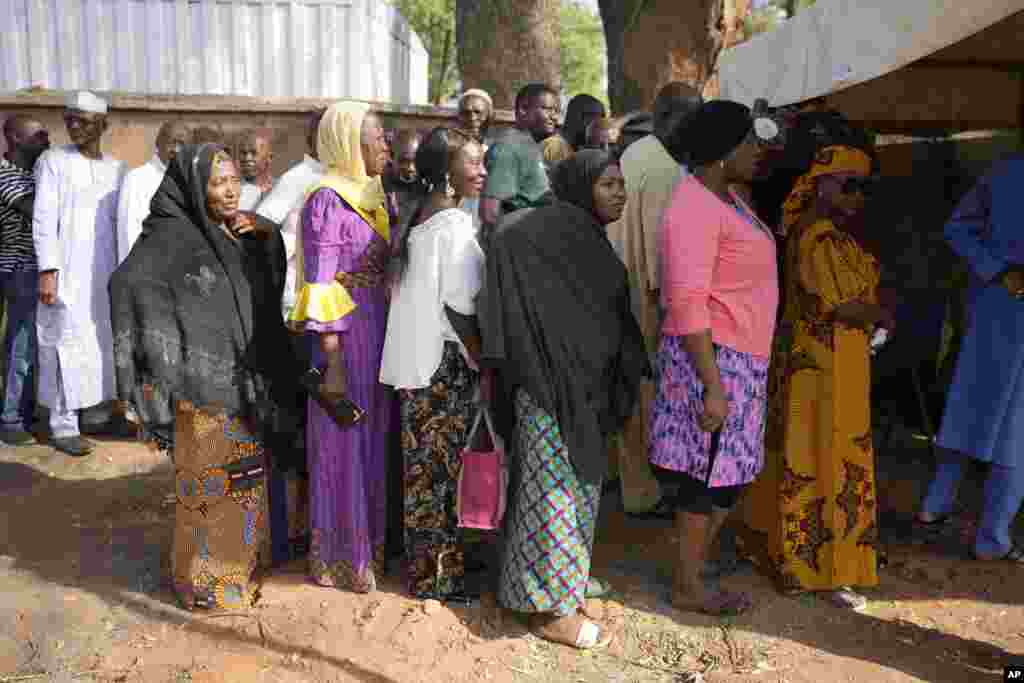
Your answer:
[718,0,1024,133]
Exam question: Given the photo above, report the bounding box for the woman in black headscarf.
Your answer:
[563,94,607,151]
[110,143,303,610]
[481,149,648,649]
[542,94,606,170]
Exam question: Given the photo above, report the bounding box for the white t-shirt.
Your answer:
[380,207,484,390]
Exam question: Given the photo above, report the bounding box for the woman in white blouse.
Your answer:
[380,127,488,601]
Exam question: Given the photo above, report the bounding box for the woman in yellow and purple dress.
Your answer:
[289,101,396,594]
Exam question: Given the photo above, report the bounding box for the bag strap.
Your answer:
[496,457,508,523]
[480,404,498,443]
[465,408,485,445]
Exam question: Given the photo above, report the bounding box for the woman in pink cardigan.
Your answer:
[649,101,780,616]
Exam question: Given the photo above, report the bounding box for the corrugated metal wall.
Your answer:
[1,0,429,104]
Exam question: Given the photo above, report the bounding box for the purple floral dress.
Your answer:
[295,187,395,592]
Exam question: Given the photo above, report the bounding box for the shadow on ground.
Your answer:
[0,428,1019,682]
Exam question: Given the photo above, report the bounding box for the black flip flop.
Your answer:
[912,514,956,542]
[970,544,1024,563]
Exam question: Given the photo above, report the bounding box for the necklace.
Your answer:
[727,189,774,238]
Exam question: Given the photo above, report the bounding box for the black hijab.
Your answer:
[479,150,649,483]
[562,94,606,151]
[552,148,614,216]
[109,143,302,446]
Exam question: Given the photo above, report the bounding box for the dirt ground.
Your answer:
[1,427,1021,683]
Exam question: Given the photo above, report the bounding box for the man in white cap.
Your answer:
[33,90,126,456]
[115,119,190,264]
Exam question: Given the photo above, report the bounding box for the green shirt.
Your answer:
[482,128,550,213]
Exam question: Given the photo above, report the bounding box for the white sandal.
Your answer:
[573,619,612,650]
[532,615,612,651]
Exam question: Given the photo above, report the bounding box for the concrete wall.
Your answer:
[0,92,513,173]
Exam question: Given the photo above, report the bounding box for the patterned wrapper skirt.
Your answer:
[498,389,601,617]
[400,342,478,598]
[649,337,769,488]
[171,401,270,610]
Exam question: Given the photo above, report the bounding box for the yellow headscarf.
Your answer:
[310,100,389,242]
[780,145,872,236]
[289,101,391,328]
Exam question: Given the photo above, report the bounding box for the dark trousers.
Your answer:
[0,270,37,432]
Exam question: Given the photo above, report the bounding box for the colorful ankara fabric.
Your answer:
[171,402,269,611]
[649,339,769,487]
[400,342,478,598]
[780,146,872,236]
[737,215,880,592]
[498,390,602,617]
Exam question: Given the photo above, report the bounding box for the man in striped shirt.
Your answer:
[0,115,50,445]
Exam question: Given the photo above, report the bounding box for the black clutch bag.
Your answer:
[298,367,366,428]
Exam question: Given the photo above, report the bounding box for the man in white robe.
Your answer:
[115,120,190,265]
[33,91,126,456]
[255,110,324,318]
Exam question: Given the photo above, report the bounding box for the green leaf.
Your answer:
[391,0,459,104]
[559,1,608,106]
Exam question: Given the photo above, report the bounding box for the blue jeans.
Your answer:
[921,448,1024,557]
[0,269,37,432]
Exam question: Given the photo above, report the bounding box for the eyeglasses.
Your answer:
[840,176,877,195]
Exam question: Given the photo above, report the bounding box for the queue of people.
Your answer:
[0,80,1019,652]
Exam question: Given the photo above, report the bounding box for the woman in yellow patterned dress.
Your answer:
[737,145,895,610]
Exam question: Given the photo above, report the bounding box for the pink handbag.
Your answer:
[457,405,508,530]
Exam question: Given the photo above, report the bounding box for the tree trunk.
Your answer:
[434,22,453,105]
[455,0,561,110]
[598,0,751,114]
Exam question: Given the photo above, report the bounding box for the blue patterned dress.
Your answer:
[498,390,602,617]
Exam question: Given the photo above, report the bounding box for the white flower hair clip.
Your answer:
[753,117,780,143]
